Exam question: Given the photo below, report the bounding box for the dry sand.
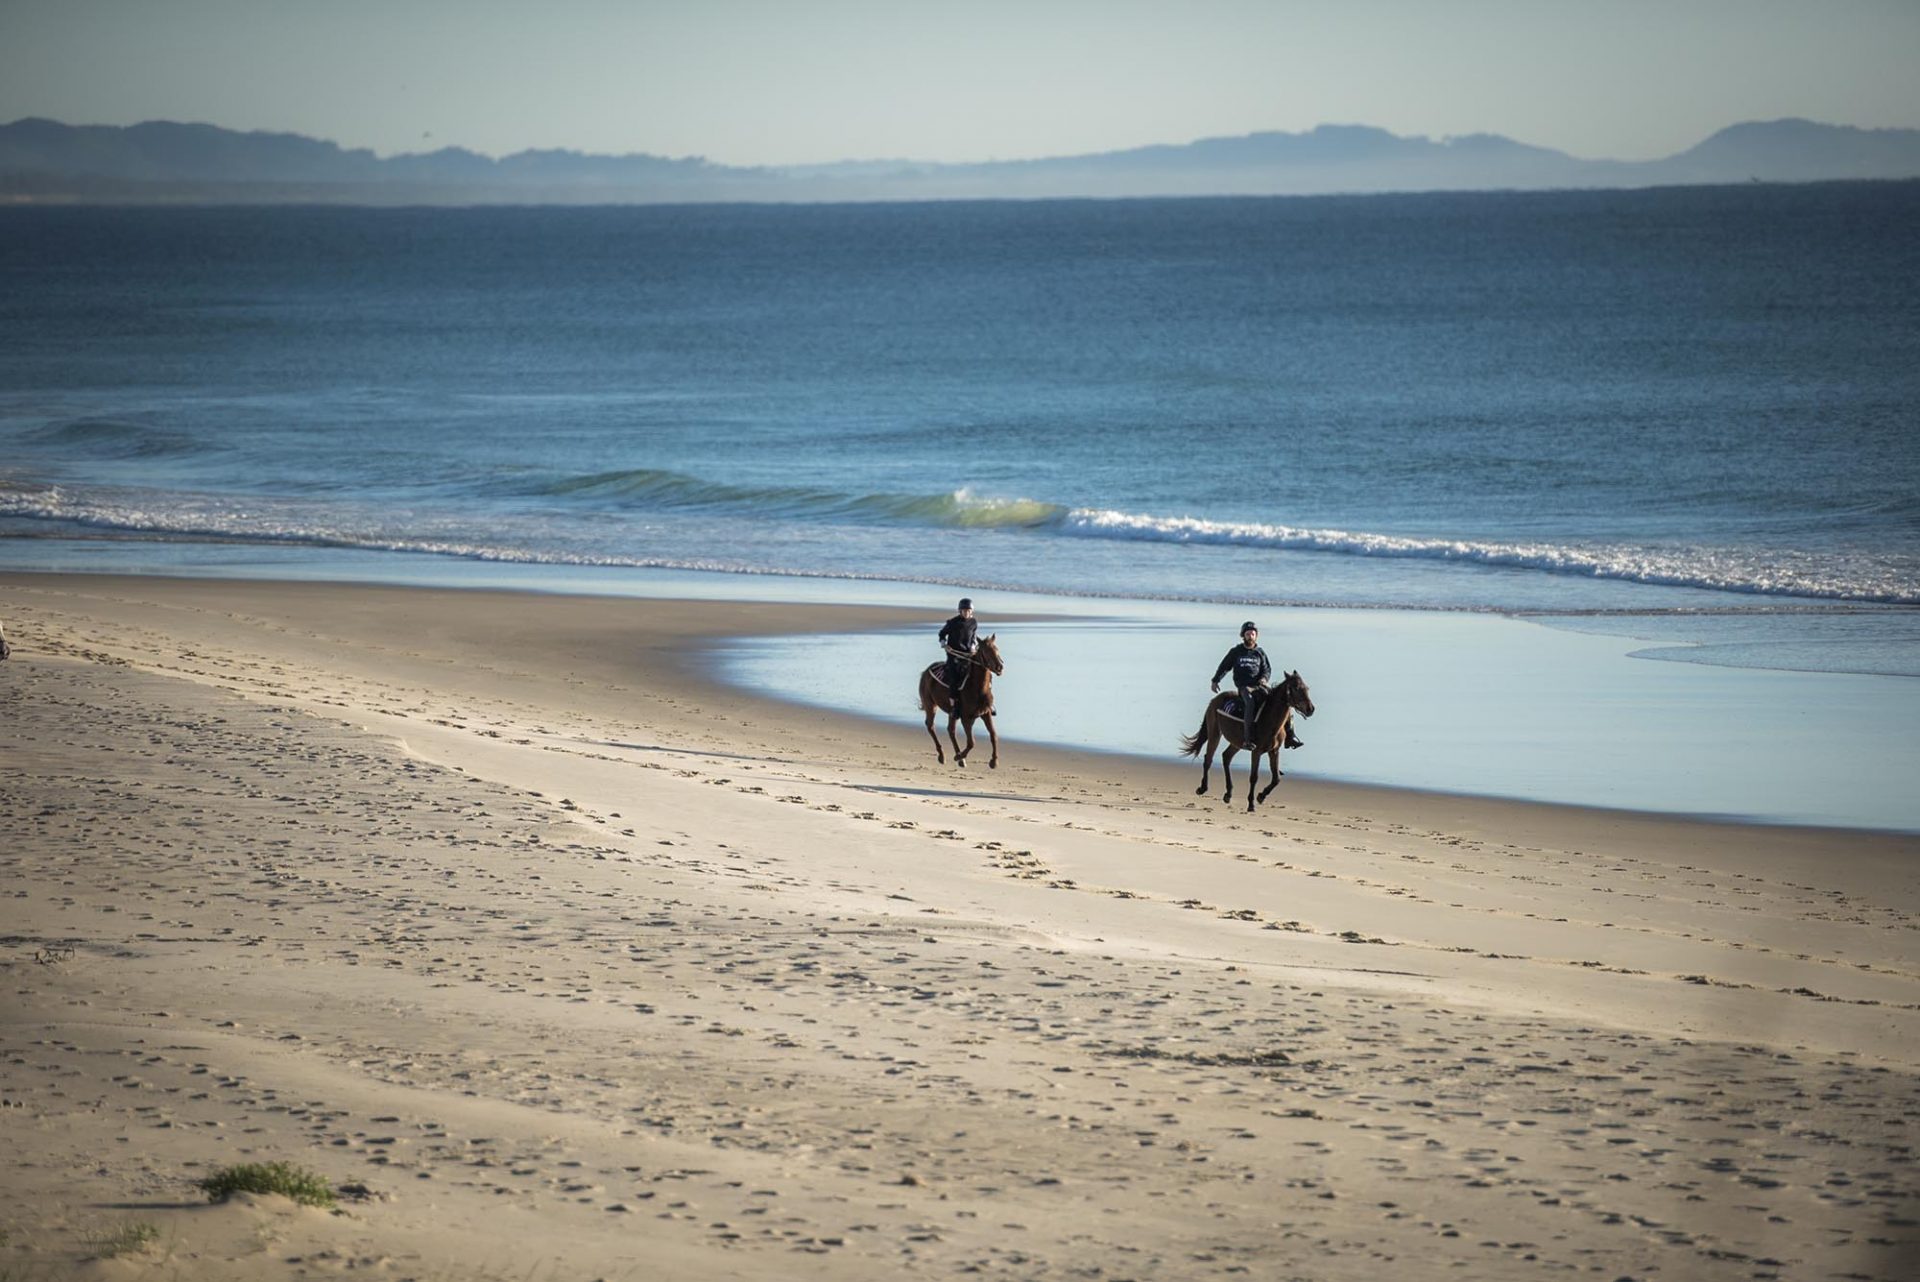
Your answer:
[2,571,1916,1281]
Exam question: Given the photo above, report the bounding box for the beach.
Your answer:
[3,571,1916,1281]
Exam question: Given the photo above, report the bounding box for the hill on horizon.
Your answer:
[3,116,1918,205]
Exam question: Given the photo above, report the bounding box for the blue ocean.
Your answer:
[4,186,1918,825]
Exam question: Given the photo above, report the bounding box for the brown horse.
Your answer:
[1178,671,1315,811]
[918,634,1004,769]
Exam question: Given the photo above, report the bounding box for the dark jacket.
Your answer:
[1213,643,1271,689]
[939,613,978,653]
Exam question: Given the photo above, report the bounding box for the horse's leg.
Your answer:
[1195,724,1215,795]
[925,712,944,762]
[1221,744,1238,806]
[953,684,979,767]
[982,711,998,769]
[1258,713,1290,799]
[921,682,946,764]
[1258,748,1282,802]
[947,710,966,767]
[1246,743,1260,812]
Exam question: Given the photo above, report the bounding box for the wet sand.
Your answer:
[3,571,1916,1281]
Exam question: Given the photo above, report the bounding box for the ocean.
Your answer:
[3,186,1918,825]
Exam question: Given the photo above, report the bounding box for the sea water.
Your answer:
[3,189,1917,825]
[718,600,1920,830]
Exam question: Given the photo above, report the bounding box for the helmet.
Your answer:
[958,597,973,610]
[1240,620,1257,634]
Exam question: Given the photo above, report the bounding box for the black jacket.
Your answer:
[939,614,978,653]
[1213,643,1271,688]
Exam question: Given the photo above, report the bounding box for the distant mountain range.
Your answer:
[3,117,1918,205]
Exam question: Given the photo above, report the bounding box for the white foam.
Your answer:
[5,481,1915,606]
[1059,507,1919,604]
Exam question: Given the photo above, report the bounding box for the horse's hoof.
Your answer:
[1194,785,1207,796]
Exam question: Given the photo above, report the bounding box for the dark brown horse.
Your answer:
[918,634,1004,769]
[1178,671,1315,811]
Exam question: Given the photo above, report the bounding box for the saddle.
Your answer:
[933,647,974,688]
[928,654,991,713]
[1223,689,1302,749]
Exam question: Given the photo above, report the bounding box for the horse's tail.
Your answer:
[1178,707,1211,757]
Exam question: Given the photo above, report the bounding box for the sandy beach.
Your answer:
[2,571,1916,1281]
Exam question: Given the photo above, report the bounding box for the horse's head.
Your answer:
[1282,670,1314,718]
[976,634,1005,675]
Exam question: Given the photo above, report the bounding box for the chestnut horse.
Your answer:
[1178,671,1315,811]
[918,634,1004,769]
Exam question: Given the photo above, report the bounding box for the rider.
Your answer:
[938,597,978,696]
[1211,620,1303,751]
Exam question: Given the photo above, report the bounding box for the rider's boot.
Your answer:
[1284,726,1305,749]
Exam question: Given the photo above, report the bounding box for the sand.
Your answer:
[2,571,1916,1281]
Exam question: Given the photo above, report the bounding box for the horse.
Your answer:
[1178,671,1315,812]
[918,634,1004,769]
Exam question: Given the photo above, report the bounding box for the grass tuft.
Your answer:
[195,1161,336,1209]
[81,1220,161,1259]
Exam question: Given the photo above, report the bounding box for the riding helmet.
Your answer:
[1240,620,1257,633]
[959,597,973,610]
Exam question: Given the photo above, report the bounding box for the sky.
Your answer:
[3,0,1918,165]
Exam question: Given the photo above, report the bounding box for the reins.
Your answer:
[1226,675,1300,738]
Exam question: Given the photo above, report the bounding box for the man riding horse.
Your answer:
[1211,621,1304,752]
[922,598,1002,768]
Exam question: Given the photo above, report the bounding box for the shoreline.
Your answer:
[5,569,1918,1279]
[8,561,1919,833]
[6,568,1912,998]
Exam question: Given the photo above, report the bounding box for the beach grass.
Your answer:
[194,1162,336,1209]
[80,1220,161,1259]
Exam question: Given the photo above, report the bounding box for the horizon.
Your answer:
[6,112,1910,172]
[3,1,1918,168]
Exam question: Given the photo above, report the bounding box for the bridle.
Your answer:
[942,638,1003,686]
[1278,672,1313,717]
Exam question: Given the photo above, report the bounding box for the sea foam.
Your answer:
[5,479,1914,606]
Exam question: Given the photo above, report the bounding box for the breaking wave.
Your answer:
[523,467,1065,528]
[1055,508,1920,604]
[3,478,1915,605]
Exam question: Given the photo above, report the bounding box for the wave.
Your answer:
[524,467,1065,529]
[18,418,206,460]
[4,478,1916,606]
[1056,508,1920,603]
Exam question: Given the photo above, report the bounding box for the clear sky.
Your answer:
[3,0,1917,165]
